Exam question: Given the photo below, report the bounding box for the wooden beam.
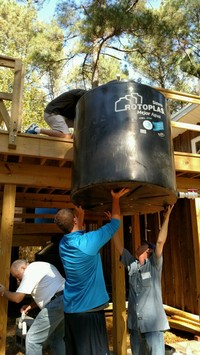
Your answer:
[0,99,10,129]
[0,192,73,209]
[9,59,24,148]
[171,121,200,133]
[131,214,141,253]
[154,87,200,105]
[164,304,199,322]
[0,162,72,189]
[2,135,200,177]
[0,56,15,68]
[14,200,73,209]
[176,177,200,191]
[14,200,73,210]
[167,318,200,335]
[0,92,12,101]
[174,152,200,173]
[12,234,52,247]
[14,192,72,203]
[13,223,61,235]
[0,185,16,355]
[190,199,200,318]
[111,217,127,355]
[0,132,73,160]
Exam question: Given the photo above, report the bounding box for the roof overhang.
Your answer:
[171,103,200,138]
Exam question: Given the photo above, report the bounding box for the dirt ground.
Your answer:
[6,313,194,355]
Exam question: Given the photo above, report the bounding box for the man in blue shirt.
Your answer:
[54,188,129,355]
[113,205,174,355]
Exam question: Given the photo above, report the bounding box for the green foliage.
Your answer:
[64,55,128,87]
[55,0,199,95]
[127,0,199,91]
[0,0,65,128]
[22,84,47,130]
[0,0,199,127]
[56,0,143,86]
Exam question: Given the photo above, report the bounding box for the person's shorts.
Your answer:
[44,112,72,134]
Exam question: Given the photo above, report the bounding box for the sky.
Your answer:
[38,0,57,21]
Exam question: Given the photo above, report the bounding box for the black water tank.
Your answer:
[71,80,177,214]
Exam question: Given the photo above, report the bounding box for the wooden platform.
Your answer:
[0,130,199,211]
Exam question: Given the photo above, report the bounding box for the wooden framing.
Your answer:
[190,198,200,316]
[111,220,127,354]
[0,55,200,354]
[0,185,16,355]
[0,55,24,148]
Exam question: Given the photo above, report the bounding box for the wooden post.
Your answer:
[0,99,10,129]
[0,185,16,355]
[111,217,127,355]
[9,59,24,149]
[131,214,141,253]
[190,198,200,318]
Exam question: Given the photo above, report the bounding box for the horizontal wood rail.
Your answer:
[171,121,200,133]
[154,87,200,105]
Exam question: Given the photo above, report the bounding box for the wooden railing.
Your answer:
[0,55,24,148]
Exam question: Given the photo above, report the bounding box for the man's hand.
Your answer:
[155,204,175,259]
[0,284,5,296]
[111,188,130,220]
[74,205,84,219]
[163,205,174,219]
[111,188,130,199]
[74,205,85,229]
[104,211,111,220]
[20,304,31,314]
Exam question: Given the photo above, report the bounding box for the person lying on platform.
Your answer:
[107,204,174,355]
[54,188,130,355]
[25,88,87,139]
[0,260,65,355]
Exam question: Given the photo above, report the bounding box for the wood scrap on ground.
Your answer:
[164,304,200,335]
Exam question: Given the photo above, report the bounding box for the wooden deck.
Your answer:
[0,130,199,211]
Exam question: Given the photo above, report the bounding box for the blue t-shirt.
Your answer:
[59,218,120,313]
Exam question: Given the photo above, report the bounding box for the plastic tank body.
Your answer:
[71,80,177,214]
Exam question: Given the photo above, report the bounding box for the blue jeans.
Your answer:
[25,295,65,355]
[130,329,165,355]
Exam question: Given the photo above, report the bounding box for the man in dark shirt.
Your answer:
[25,89,87,139]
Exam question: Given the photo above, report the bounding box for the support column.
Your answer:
[9,59,24,148]
[111,217,127,355]
[190,198,200,318]
[132,214,141,253]
[0,185,16,355]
